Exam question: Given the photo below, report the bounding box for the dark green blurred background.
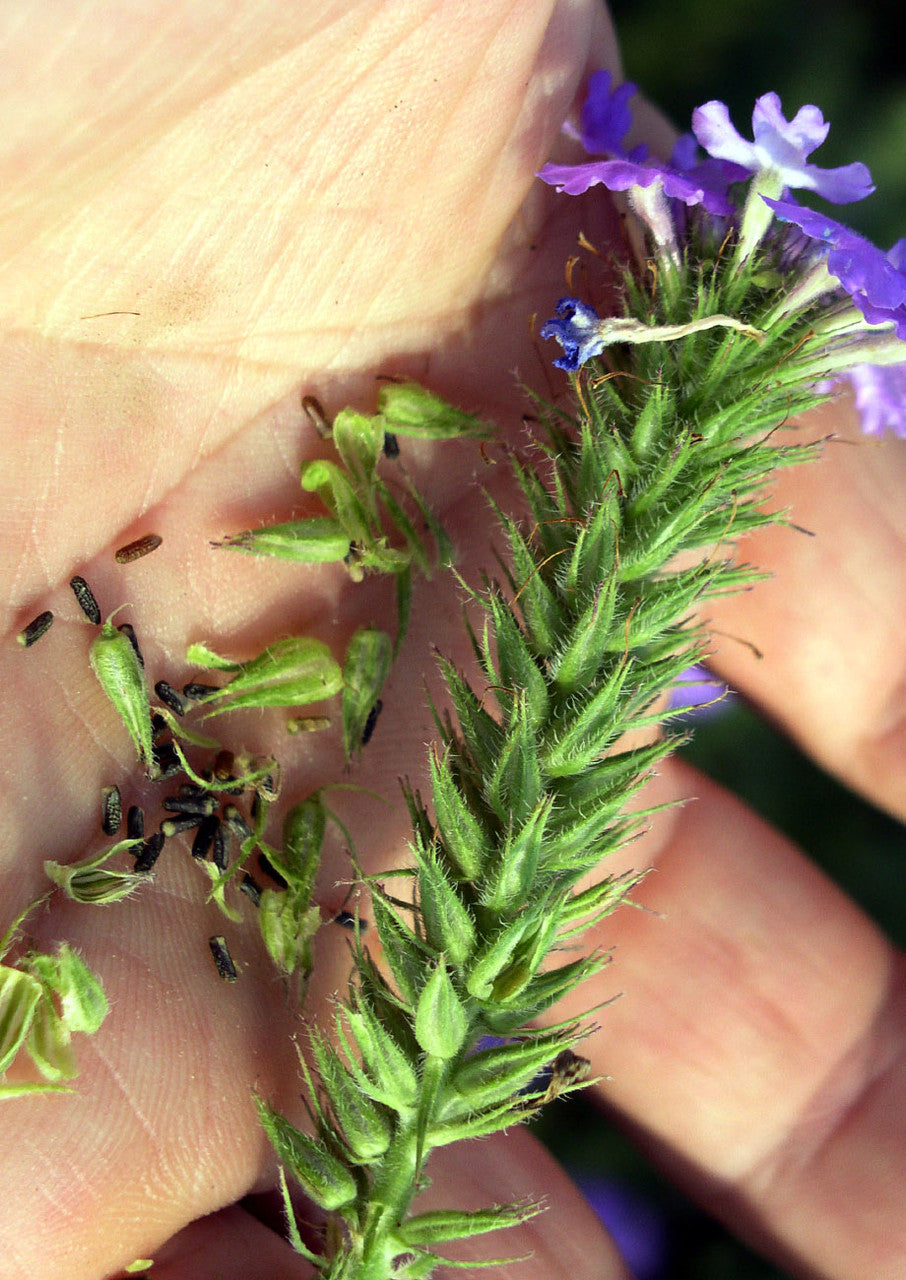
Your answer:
[535,4,906,1277]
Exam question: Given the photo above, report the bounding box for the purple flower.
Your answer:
[540,297,605,370]
[764,199,906,332]
[841,363,906,437]
[578,69,647,160]
[692,93,873,204]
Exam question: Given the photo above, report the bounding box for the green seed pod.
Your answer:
[89,611,156,776]
[0,965,43,1075]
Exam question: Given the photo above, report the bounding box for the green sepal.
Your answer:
[187,637,343,717]
[441,1027,580,1122]
[300,457,375,545]
[481,595,549,731]
[258,890,320,981]
[29,943,108,1035]
[214,517,351,563]
[332,408,384,508]
[0,965,43,1074]
[547,573,618,693]
[376,381,490,440]
[396,1201,543,1247]
[412,837,477,970]
[479,798,553,917]
[254,1096,358,1211]
[369,888,434,1009]
[341,1001,419,1112]
[414,958,468,1060]
[277,797,326,901]
[483,696,542,826]
[44,838,146,904]
[341,626,393,760]
[310,1026,394,1162]
[89,612,157,776]
[26,994,77,1082]
[428,748,491,882]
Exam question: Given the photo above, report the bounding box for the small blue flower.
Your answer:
[764,199,906,330]
[539,297,605,370]
[692,93,873,204]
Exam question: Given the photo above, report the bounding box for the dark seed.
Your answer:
[150,712,168,743]
[126,805,145,841]
[258,852,287,889]
[160,813,204,839]
[17,609,54,648]
[191,814,220,862]
[151,741,181,778]
[333,909,368,933]
[163,793,216,818]
[222,804,252,842]
[70,576,101,625]
[239,874,262,907]
[211,822,229,871]
[134,831,165,873]
[361,698,383,746]
[208,935,237,982]
[382,431,400,459]
[117,622,144,668]
[101,784,122,836]
[182,681,219,701]
[301,393,332,439]
[154,680,188,717]
[114,534,162,565]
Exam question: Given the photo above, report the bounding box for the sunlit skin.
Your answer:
[2,4,905,1278]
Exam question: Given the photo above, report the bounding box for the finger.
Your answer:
[143,1204,314,1280]
[702,397,906,823]
[562,756,905,1279]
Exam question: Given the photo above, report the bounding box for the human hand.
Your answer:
[0,4,903,1279]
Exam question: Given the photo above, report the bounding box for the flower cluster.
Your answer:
[539,73,906,436]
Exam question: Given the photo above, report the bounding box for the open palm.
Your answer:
[2,4,905,1279]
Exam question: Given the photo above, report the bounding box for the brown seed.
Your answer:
[101,785,122,836]
[70,576,101,625]
[208,935,237,982]
[17,610,54,648]
[114,534,162,565]
[126,805,145,841]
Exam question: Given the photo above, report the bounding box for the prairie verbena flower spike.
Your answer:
[256,81,906,1277]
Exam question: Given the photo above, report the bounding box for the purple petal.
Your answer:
[537,157,735,215]
[540,297,605,370]
[580,69,638,156]
[691,100,758,168]
[765,198,906,315]
[844,363,906,436]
